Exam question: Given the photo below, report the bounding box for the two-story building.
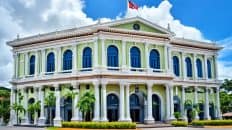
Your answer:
[7,17,222,126]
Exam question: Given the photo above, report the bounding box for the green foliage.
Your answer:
[192,120,232,126]
[11,103,25,124]
[0,100,10,123]
[171,121,188,127]
[0,90,10,98]
[221,79,232,92]
[62,122,136,129]
[45,92,56,107]
[174,112,181,120]
[64,91,78,100]
[45,92,56,126]
[77,91,95,121]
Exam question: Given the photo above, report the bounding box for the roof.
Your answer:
[222,112,232,117]
[6,16,222,51]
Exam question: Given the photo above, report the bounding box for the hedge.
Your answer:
[171,121,188,127]
[62,122,136,129]
[192,120,232,126]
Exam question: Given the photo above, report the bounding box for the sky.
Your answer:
[0,0,232,87]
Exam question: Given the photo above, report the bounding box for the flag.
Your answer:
[128,0,138,10]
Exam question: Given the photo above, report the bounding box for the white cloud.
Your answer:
[0,6,25,87]
[19,0,36,8]
[41,0,95,28]
[125,1,208,42]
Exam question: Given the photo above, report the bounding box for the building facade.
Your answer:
[7,17,222,126]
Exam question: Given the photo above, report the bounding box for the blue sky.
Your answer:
[0,0,232,87]
[84,0,232,41]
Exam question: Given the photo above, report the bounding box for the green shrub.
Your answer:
[62,122,136,129]
[174,112,181,120]
[171,121,188,127]
[192,120,232,126]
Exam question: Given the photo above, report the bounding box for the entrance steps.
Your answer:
[136,122,172,128]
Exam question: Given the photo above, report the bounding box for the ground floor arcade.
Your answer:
[9,80,221,126]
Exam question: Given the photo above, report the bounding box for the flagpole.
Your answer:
[126,0,129,13]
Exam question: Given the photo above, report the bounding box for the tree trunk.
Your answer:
[16,111,18,125]
[50,107,52,126]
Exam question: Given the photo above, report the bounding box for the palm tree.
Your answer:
[77,91,95,121]
[45,92,55,126]
[64,90,78,118]
[28,101,41,125]
[11,103,25,125]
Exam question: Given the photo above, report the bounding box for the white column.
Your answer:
[145,43,150,71]
[204,55,208,80]
[119,82,125,121]
[181,86,187,120]
[216,87,221,119]
[101,39,106,69]
[101,82,108,121]
[145,82,154,124]
[214,55,218,80]
[169,85,175,120]
[23,88,29,124]
[165,84,170,120]
[94,38,98,69]
[38,86,46,126]
[125,84,131,121]
[181,52,186,80]
[204,87,210,120]
[53,85,61,127]
[34,87,39,125]
[72,45,77,74]
[194,86,199,120]
[122,40,127,71]
[41,50,46,76]
[24,52,29,76]
[9,87,16,125]
[193,54,197,80]
[93,82,100,121]
[35,51,39,76]
[71,82,80,121]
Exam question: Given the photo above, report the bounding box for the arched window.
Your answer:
[207,59,212,78]
[83,47,92,68]
[196,59,203,78]
[149,49,160,69]
[130,47,141,68]
[107,45,118,67]
[130,94,140,107]
[47,52,55,72]
[29,55,35,75]
[173,56,180,76]
[63,50,72,70]
[185,57,192,77]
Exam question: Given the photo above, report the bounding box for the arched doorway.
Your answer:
[209,103,215,120]
[61,97,72,121]
[130,93,144,123]
[174,96,181,112]
[28,98,35,124]
[107,94,119,122]
[198,103,204,120]
[152,94,161,121]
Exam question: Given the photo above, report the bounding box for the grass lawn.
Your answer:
[47,128,139,130]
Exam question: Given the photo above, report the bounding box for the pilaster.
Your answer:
[194,86,199,120]
[119,82,125,121]
[204,87,211,120]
